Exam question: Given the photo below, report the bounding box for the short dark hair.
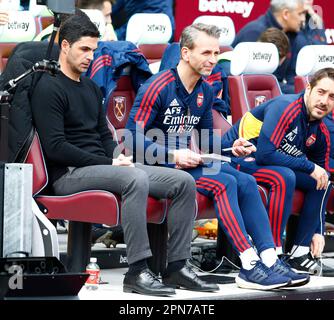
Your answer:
[309,68,334,89]
[58,14,100,46]
[180,23,221,50]
[258,28,290,60]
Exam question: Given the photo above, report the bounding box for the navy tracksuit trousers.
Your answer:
[230,157,331,248]
[186,163,275,255]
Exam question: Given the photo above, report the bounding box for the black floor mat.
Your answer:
[198,274,236,284]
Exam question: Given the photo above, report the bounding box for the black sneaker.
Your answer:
[285,252,334,277]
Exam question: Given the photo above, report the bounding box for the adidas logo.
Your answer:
[292,127,298,134]
[169,98,179,107]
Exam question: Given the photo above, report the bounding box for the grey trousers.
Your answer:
[53,163,197,265]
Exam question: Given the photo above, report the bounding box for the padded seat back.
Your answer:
[294,45,334,93]
[24,132,48,196]
[294,75,310,94]
[193,15,235,47]
[138,43,168,64]
[126,13,172,46]
[106,74,136,144]
[0,11,38,42]
[228,42,281,123]
[81,9,106,39]
[0,42,17,73]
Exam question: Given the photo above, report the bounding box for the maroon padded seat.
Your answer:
[40,16,54,30]
[219,45,233,53]
[25,132,119,226]
[326,190,334,214]
[228,74,282,124]
[0,42,17,73]
[138,43,168,64]
[106,75,136,144]
[26,131,167,225]
[294,76,309,94]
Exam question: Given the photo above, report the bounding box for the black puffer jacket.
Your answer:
[0,41,59,162]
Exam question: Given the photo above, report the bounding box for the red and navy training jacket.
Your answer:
[126,68,226,164]
[222,93,333,174]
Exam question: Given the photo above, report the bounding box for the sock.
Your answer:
[260,248,278,268]
[239,247,260,270]
[166,259,186,274]
[127,259,148,275]
[275,247,283,256]
[291,245,309,258]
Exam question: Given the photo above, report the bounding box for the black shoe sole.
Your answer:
[285,277,310,288]
[163,282,219,292]
[123,285,175,296]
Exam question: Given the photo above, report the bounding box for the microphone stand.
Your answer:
[46,12,61,60]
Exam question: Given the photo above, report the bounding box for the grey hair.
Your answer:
[179,23,221,50]
[270,0,305,12]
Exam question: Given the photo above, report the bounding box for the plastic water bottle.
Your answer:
[85,257,100,290]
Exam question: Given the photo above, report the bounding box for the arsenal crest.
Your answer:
[113,96,126,122]
[255,95,267,107]
[197,93,204,107]
[306,134,317,147]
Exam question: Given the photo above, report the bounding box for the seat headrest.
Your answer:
[193,15,235,46]
[296,45,334,76]
[126,13,172,45]
[81,9,106,39]
[230,42,279,76]
[0,0,21,11]
[0,11,37,42]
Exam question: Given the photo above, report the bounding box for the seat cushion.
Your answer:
[36,190,119,226]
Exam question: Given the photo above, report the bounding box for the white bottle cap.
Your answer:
[90,257,97,263]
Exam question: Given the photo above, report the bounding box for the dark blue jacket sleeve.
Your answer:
[255,102,315,173]
[233,25,263,47]
[125,80,170,163]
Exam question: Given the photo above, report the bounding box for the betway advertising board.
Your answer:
[174,0,334,44]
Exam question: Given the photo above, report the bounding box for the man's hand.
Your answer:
[311,233,325,258]
[232,138,256,157]
[112,154,134,167]
[173,149,202,169]
[310,164,329,190]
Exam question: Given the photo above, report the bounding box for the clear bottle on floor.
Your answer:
[85,257,100,290]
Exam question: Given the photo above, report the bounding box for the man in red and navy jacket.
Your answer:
[223,68,334,275]
[126,23,311,290]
